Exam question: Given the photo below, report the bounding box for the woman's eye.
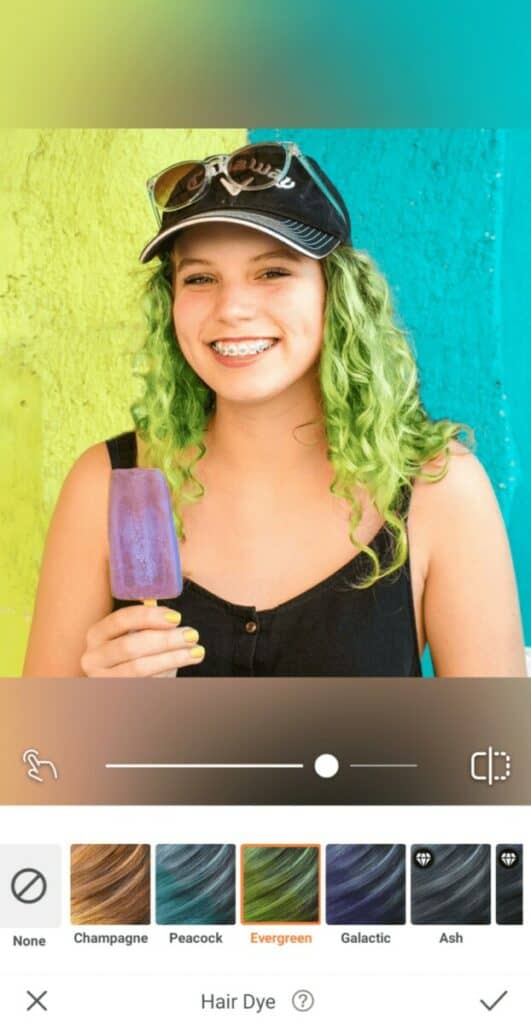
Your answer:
[260,268,290,279]
[183,274,214,285]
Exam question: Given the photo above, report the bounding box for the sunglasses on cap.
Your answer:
[146,141,348,228]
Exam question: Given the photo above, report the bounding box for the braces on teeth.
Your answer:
[212,340,276,356]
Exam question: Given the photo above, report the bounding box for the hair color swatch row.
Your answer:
[0,844,523,928]
[71,843,522,927]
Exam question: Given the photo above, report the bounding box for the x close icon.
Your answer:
[26,990,47,1012]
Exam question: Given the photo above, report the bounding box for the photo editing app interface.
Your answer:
[0,677,529,1022]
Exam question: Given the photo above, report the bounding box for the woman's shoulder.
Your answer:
[49,441,115,554]
[56,432,136,534]
[416,439,495,507]
[66,431,137,485]
[64,438,114,490]
[412,441,525,676]
[410,439,504,568]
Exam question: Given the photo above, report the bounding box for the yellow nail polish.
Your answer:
[190,645,205,659]
[164,611,182,624]
[183,628,199,643]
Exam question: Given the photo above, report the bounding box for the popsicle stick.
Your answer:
[143,599,157,606]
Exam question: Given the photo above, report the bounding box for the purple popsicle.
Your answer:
[109,468,183,602]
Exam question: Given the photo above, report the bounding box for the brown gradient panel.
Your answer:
[0,678,530,805]
[70,844,150,925]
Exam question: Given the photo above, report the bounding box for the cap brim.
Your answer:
[139,209,341,264]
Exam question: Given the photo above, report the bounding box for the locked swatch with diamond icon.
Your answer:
[496,845,523,925]
[411,845,491,925]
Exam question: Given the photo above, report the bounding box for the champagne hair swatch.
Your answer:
[71,844,150,925]
[156,844,235,925]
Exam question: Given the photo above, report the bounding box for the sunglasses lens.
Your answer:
[227,144,287,190]
[153,162,206,211]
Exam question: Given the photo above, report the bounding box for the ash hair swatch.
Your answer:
[326,844,405,925]
[156,844,235,925]
[242,845,319,924]
[411,844,490,925]
[71,845,150,925]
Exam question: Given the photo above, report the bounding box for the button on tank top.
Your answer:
[106,431,422,677]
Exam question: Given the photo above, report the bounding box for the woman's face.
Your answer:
[171,222,326,404]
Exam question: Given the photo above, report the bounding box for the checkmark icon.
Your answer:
[480,990,508,1011]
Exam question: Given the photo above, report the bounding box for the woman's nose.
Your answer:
[213,282,257,322]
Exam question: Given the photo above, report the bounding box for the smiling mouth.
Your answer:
[209,338,279,356]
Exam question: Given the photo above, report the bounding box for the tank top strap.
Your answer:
[105,430,137,469]
[396,479,414,520]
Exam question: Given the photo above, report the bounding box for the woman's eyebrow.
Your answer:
[250,248,302,262]
[175,256,214,272]
[175,248,302,273]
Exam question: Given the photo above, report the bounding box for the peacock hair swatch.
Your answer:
[156,844,236,925]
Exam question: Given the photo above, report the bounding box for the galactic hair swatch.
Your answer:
[326,844,406,925]
[156,844,235,925]
[242,845,319,924]
[70,844,151,925]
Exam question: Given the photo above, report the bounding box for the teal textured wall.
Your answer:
[251,129,530,663]
[501,132,531,650]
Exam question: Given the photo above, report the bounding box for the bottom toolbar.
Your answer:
[1,805,529,1023]
[0,973,526,1022]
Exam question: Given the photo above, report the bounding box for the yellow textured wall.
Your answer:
[0,129,247,675]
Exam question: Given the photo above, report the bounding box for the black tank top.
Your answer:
[106,431,422,677]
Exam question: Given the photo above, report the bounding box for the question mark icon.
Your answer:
[292,989,314,1012]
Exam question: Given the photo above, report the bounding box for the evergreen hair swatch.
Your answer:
[326,844,406,925]
[411,845,490,925]
[242,845,319,924]
[156,844,236,925]
[70,845,150,925]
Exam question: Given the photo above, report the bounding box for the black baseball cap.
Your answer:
[139,143,352,263]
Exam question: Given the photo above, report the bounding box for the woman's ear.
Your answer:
[169,242,180,288]
[165,252,175,288]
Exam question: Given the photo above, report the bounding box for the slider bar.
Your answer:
[349,763,418,768]
[105,762,305,769]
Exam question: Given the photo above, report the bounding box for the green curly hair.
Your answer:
[130,244,473,588]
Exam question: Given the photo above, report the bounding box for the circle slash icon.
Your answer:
[10,868,47,904]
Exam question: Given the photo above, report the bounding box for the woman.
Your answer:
[22,141,526,677]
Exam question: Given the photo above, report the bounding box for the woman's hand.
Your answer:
[80,605,206,677]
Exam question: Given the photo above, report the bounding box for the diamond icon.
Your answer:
[414,849,433,869]
[499,849,519,869]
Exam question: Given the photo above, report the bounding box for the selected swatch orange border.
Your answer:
[240,843,321,925]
